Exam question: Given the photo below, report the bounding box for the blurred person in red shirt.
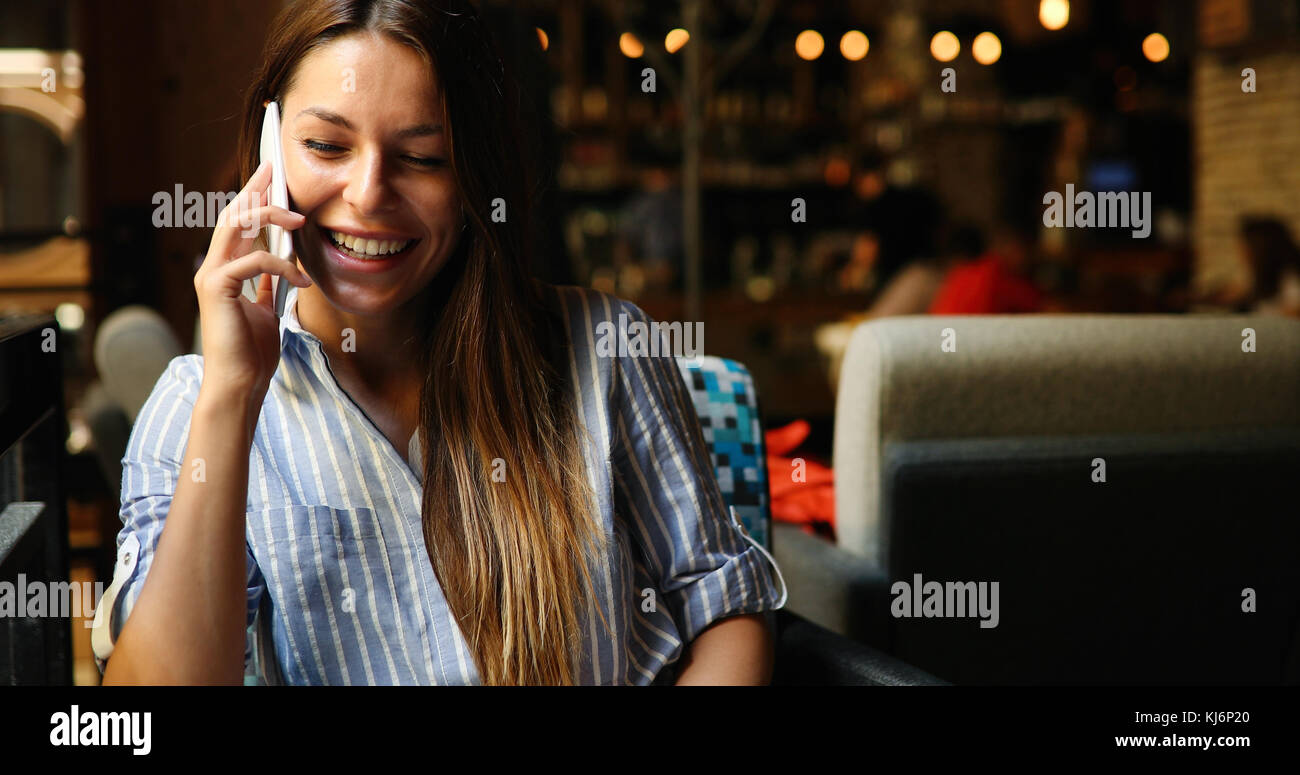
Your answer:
[929,225,1043,314]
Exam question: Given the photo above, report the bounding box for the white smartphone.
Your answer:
[259,100,293,316]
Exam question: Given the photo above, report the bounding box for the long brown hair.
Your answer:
[237,0,610,684]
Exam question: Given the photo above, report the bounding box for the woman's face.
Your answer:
[280,32,459,316]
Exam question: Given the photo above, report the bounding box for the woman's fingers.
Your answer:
[206,162,302,259]
[224,205,307,256]
[242,161,272,199]
[255,271,275,308]
[199,250,312,302]
[215,204,309,258]
[222,162,272,233]
[228,251,312,286]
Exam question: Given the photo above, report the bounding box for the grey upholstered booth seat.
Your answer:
[833,315,1300,567]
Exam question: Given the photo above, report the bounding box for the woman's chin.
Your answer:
[302,278,400,315]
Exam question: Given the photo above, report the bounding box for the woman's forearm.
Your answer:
[101,387,256,685]
[673,613,774,685]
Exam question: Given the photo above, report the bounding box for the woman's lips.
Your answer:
[319,230,418,274]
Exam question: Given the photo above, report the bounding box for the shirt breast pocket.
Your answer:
[248,505,411,685]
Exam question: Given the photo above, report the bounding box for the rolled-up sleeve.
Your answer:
[609,300,783,648]
[91,354,266,675]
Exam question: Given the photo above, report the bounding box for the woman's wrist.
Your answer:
[196,382,263,443]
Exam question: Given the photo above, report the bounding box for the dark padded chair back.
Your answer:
[884,430,1300,684]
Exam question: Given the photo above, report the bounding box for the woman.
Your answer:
[96,0,781,685]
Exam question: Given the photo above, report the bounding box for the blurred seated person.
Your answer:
[843,151,944,292]
[838,231,877,291]
[615,167,682,294]
[817,226,986,389]
[1191,217,1300,315]
[928,225,1043,314]
[865,224,985,317]
[1238,217,1300,317]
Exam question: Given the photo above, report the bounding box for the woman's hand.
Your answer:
[194,161,313,408]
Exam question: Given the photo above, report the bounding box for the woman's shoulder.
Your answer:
[156,353,206,398]
[131,354,206,430]
[121,353,208,467]
[539,282,655,333]
[126,352,204,403]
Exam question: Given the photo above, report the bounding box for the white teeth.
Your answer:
[329,230,411,258]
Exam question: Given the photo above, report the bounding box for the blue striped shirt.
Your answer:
[94,284,783,684]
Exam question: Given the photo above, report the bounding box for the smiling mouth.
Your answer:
[326,230,419,260]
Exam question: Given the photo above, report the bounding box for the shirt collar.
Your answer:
[279,285,319,351]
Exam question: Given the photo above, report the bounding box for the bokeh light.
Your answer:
[1142,32,1170,63]
[972,32,1002,65]
[930,31,960,62]
[619,32,644,58]
[840,31,869,61]
[796,30,825,61]
[1040,0,1070,30]
[665,28,689,54]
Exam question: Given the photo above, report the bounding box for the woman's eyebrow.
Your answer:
[297,106,354,130]
[295,106,442,138]
[394,123,442,139]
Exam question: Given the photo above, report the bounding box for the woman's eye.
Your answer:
[303,139,344,154]
[300,140,442,169]
[404,155,445,168]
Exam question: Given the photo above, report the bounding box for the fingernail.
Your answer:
[290,211,306,221]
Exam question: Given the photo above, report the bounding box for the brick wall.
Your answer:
[1192,42,1300,295]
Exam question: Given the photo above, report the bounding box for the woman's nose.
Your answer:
[342,148,396,216]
